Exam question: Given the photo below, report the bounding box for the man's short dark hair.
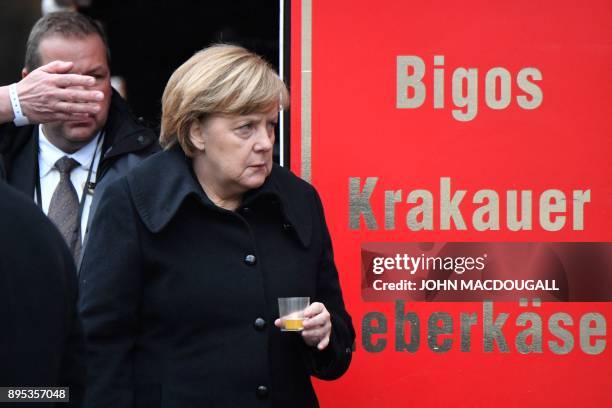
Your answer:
[25,11,111,71]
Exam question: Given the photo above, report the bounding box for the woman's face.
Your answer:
[192,107,278,199]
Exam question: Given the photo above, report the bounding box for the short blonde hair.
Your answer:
[160,44,289,156]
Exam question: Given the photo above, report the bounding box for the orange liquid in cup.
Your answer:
[282,318,304,331]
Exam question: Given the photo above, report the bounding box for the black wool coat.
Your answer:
[0,182,84,407]
[78,145,355,407]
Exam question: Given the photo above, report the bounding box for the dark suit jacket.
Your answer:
[0,181,84,407]
[79,145,355,407]
[0,90,159,245]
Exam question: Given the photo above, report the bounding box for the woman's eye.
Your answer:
[235,123,253,136]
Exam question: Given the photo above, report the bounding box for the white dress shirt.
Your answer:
[37,125,103,243]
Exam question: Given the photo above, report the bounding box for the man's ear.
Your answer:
[21,68,29,79]
[189,120,206,151]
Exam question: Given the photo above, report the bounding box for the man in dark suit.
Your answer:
[0,181,84,407]
[0,11,158,262]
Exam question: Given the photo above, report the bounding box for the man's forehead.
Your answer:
[38,33,104,55]
[39,32,103,45]
[38,33,109,68]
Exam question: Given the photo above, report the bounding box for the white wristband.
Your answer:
[8,83,30,126]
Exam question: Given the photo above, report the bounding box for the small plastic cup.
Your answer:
[278,297,310,331]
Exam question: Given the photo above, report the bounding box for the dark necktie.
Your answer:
[47,156,82,260]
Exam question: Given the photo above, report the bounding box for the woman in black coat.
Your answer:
[78,44,355,407]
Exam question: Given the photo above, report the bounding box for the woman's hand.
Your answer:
[275,302,332,350]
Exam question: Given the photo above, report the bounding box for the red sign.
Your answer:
[290,0,612,406]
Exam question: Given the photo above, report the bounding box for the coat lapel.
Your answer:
[8,127,38,198]
[128,145,313,249]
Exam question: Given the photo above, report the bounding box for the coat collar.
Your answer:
[0,90,157,190]
[8,127,37,196]
[128,145,312,247]
[100,90,157,160]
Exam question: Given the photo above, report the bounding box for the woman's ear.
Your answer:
[189,120,206,151]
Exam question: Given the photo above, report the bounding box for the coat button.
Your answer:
[137,135,146,145]
[256,385,269,398]
[242,206,251,214]
[254,317,266,331]
[282,223,292,230]
[345,347,352,355]
[244,254,257,265]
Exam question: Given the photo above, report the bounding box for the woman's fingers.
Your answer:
[301,302,332,349]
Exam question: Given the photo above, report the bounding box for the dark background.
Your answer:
[0,1,42,84]
[82,0,281,128]
[1,0,282,128]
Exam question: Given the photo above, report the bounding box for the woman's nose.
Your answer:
[254,125,273,151]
